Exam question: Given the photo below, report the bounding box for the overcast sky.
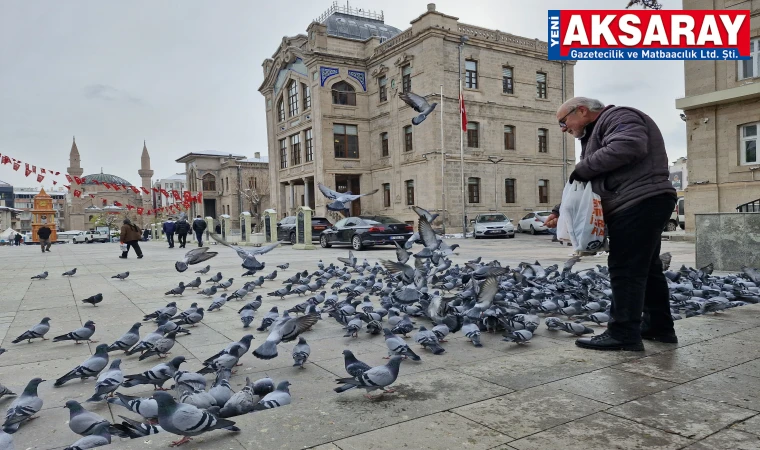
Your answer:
[0,0,686,189]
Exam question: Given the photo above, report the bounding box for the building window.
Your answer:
[536,72,547,99]
[402,65,411,93]
[503,66,514,94]
[279,138,287,169]
[305,128,313,162]
[277,98,285,122]
[331,81,356,106]
[505,178,516,203]
[465,60,478,89]
[468,177,480,203]
[248,177,257,189]
[382,183,391,207]
[287,80,299,116]
[381,132,389,157]
[538,128,548,153]
[741,123,758,165]
[302,83,311,110]
[738,38,759,80]
[225,177,229,191]
[467,122,479,148]
[202,173,216,191]
[538,179,549,203]
[504,125,515,150]
[379,76,387,102]
[290,133,301,165]
[333,124,359,158]
[404,126,413,152]
[405,180,415,205]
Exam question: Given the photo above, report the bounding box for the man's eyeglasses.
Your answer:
[558,107,577,129]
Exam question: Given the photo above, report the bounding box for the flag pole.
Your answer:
[459,38,466,238]
[440,84,446,235]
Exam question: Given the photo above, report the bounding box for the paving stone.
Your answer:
[725,359,760,379]
[544,367,677,406]
[607,390,757,439]
[681,429,760,450]
[508,412,694,450]
[334,411,513,449]
[612,350,732,383]
[732,414,760,436]
[672,337,760,364]
[671,371,760,412]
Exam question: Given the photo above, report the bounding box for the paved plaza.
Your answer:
[0,234,758,450]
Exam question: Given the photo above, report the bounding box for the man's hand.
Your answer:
[568,170,587,183]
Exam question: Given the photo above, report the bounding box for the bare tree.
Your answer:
[240,169,270,232]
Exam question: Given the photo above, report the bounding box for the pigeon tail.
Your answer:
[412,113,428,125]
[252,341,278,360]
[175,262,188,273]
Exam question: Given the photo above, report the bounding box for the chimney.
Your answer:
[427,3,436,11]
[254,152,261,159]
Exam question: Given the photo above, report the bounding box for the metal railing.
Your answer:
[736,198,760,212]
[457,24,548,51]
[315,1,384,23]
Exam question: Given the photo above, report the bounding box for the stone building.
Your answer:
[176,151,270,227]
[154,173,188,209]
[14,187,66,232]
[675,0,760,231]
[258,3,575,228]
[65,137,154,231]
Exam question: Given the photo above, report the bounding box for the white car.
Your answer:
[71,230,110,244]
[472,213,515,239]
[516,211,552,234]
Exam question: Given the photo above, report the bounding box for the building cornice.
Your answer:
[676,82,760,111]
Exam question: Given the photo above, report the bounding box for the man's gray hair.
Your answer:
[561,97,605,112]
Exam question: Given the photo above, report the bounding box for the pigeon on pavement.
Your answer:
[0,383,15,400]
[291,337,310,368]
[11,317,51,344]
[30,271,48,280]
[64,400,111,436]
[252,381,292,411]
[107,323,142,352]
[54,343,110,386]
[111,271,129,280]
[122,356,186,390]
[63,422,111,450]
[252,315,319,360]
[138,331,178,361]
[107,392,158,420]
[195,265,211,274]
[86,359,124,402]
[143,302,178,322]
[334,355,403,398]
[53,320,97,344]
[62,268,77,277]
[152,391,239,447]
[2,377,44,434]
[383,328,421,361]
[82,293,104,307]
[165,283,185,296]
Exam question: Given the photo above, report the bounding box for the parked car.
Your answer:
[276,216,333,244]
[319,215,414,250]
[677,196,685,230]
[471,213,515,239]
[516,211,552,234]
[71,230,110,244]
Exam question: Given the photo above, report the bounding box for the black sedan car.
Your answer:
[319,215,414,250]
[276,216,333,244]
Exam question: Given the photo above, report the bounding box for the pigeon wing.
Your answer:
[418,218,439,250]
[317,183,340,200]
[476,276,499,308]
[251,241,281,256]
[399,91,430,113]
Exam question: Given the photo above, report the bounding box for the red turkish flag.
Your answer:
[130,186,140,194]
[160,189,169,198]
[41,168,46,174]
[459,92,467,132]
[37,174,44,183]
[141,187,150,195]
[89,194,95,198]
[73,189,82,198]
[113,184,121,191]
[64,185,71,191]
[196,192,203,204]
[1,155,10,164]
[24,164,32,177]
[137,207,144,215]
[66,174,73,183]
[53,180,58,185]
[31,165,36,174]
[172,190,180,200]
[183,191,192,201]
[152,187,159,193]
[73,176,82,185]
[103,183,111,189]
[114,201,123,207]
[13,161,20,171]
[54,171,60,175]
[126,204,135,210]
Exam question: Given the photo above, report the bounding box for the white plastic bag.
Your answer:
[120,243,128,252]
[558,181,606,253]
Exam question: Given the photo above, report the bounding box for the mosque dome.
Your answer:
[81,172,133,186]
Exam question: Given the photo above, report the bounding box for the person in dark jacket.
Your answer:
[557,97,677,352]
[192,215,207,247]
[37,226,52,252]
[175,216,190,248]
[13,233,22,246]
[119,218,143,259]
[162,219,176,248]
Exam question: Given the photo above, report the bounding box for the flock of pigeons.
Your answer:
[2,205,760,450]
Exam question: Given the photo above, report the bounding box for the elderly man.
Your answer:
[557,97,677,351]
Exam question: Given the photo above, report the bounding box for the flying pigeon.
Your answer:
[53,320,97,344]
[210,234,282,270]
[2,377,44,434]
[62,268,77,277]
[398,91,438,125]
[334,355,403,398]
[252,315,319,360]
[11,317,51,344]
[54,343,110,386]
[111,271,129,280]
[30,271,48,280]
[317,182,379,212]
[175,248,218,273]
[82,293,104,307]
[152,391,239,447]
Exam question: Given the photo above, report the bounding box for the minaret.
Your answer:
[138,140,154,191]
[67,136,84,178]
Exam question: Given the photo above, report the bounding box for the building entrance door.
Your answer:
[335,175,361,217]
[203,199,217,218]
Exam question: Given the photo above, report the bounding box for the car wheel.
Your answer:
[320,235,331,248]
[508,234,515,239]
[529,226,536,235]
[665,221,677,232]
[351,235,363,251]
[85,238,90,243]
[72,239,77,244]
[290,232,296,245]
[516,224,523,233]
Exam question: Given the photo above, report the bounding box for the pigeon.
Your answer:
[502,329,534,344]
[317,183,379,212]
[334,355,403,398]
[54,343,110,386]
[277,262,289,270]
[174,308,204,327]
[431,323,450,342]
[198,343,247,375]
[219,386,256,418]
[63,422,111,450]
[11,317,51,344]
[413,326,445,354]
[109,415,162,439]
[257,307,280,331]
[462,317,483,347]
[111,271,129,280]
[208,370,234,406]
[86,359,124,402]
[178,384,217,410]
[252,381,292,411]
[62,268,78,277]
[144,302,178,322]
[198,285,218,297]
[195,265,211,274]
[240,304,256,328]
[122,356,186,390]
[170,303,199,321]
[107,392,158,420]
[107,323,142,352]
[383,328,421,361]
[291,337,310,368]
[207,294,229,311]
[165,283,185,296]
[264,270,278,280]
[561,322,595,336]
[216,278,234,290]
[30,271,48,280]
[2,377,44,434]
[210,233,283,270]
[125,326,164,356]
[64,400,111,436]
[250,377,275,397]
[138,331,178,361]
[342,349,371,378]
[175,248,218,273]
[152,391,239,447]
[185,277,202,289]
[53,320,97,344]
[0,383,15,400]
[252,315,319,360]
[399,91,438,125]
[82,293,104,307]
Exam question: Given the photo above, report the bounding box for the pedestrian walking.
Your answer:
[163,218,176,248]
[192,215,207,247]
[37,225,52,253]
[119,218,144,259]
[175,215,190,248]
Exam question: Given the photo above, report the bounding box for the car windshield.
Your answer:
[477,214,508,223]
[359,216,402,225]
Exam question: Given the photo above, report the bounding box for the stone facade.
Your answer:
[154,173,187,209]
[258,3,575,228]
[176,151,270,228]
[675,0,760,232]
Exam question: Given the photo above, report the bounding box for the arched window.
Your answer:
[277,97,285,122]
[287,80,299,116]
[202,173,216,191]
[332,81,356,106]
